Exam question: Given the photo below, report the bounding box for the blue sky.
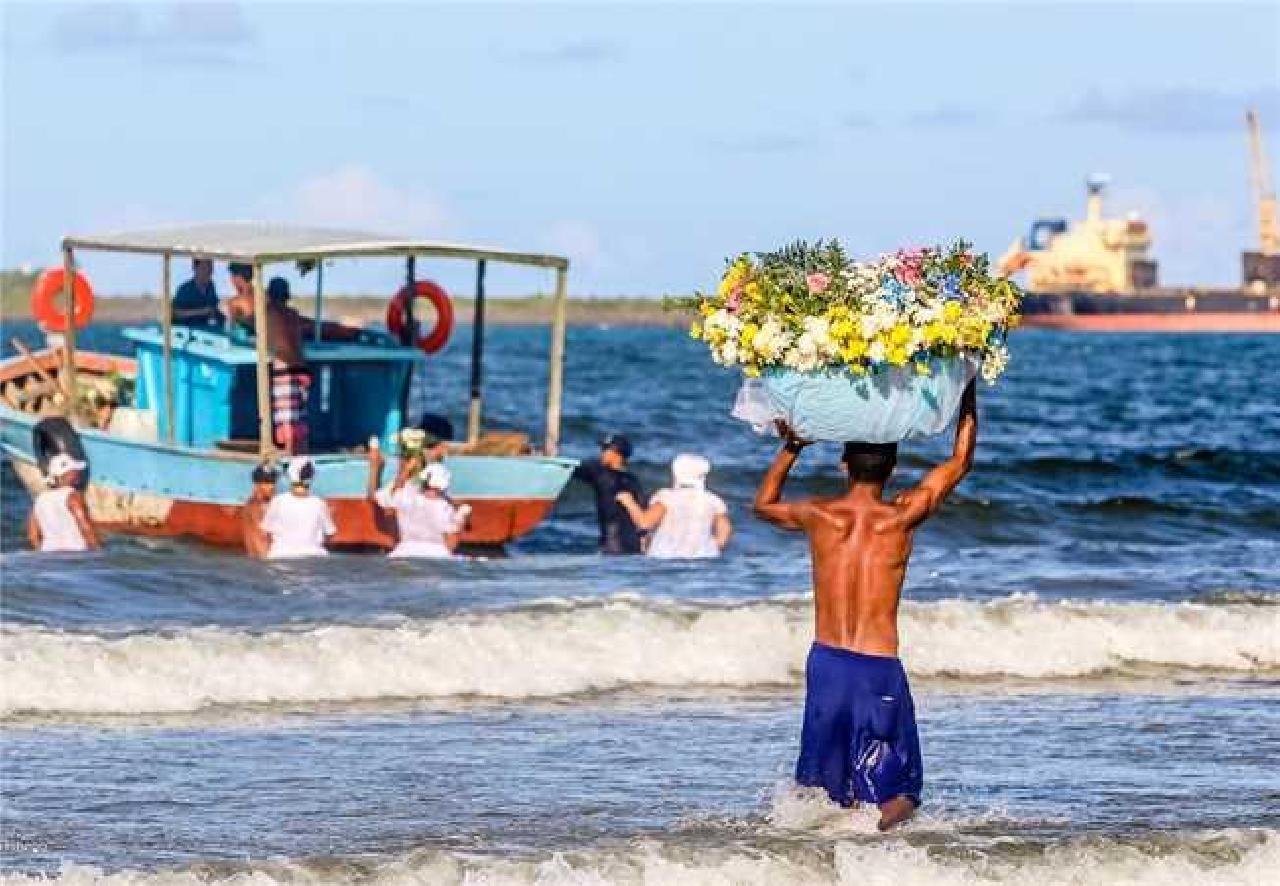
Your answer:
[3,1,1278,297]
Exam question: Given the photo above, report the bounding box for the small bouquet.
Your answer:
[681,240,1021,442]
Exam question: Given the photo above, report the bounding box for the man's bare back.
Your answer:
[753,380,977,829]
[755,380,977,656]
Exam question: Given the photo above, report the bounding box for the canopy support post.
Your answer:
[60,246,77,419]
[253,263,274,462]
[161,253,175,442]
[467,259,487,445]
[544,265,569,456]
[404,256,417,340]
[313,260,325,343]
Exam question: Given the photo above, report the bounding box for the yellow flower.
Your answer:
[932,321,958,345]
[740,322,760,349]
[744,281,762,302]
[887,346,910,366]
[914,361,932,376]
[840,339,867,362]
[942,301,963,323]
[744,364,762,378]
[889,323,912,347]
[689,322,703,340]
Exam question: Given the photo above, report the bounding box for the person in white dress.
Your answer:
[27,453,100,552]
[616,453,732,558]
[369,452,471,558]
[260,457,336,558]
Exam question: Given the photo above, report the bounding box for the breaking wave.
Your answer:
[3,595,1277,716]
[7,829,1277,885]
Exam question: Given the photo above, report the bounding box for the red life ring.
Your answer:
[386,280,454,354]
[31,267,95,332]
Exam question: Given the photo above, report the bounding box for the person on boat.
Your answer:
[242,463,279,559]
[260,456,336,558]
[753,380,978,831]
[26,453,100,553]
[226,271,362,455]
[572,433,646,555]
[171,258,224,329]
[367,448,471,558]
[615,454,732,558]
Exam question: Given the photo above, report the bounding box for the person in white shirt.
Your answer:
[27,453,100,553]
[616,453,732,559]
[260,457,336,558]
[368,450,471,558]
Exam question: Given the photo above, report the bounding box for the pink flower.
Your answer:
[726,287,743,312]
[805,272,830,294]
[893,248,925,286]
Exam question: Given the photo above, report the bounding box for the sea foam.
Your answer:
[8,829,1278,885]
[2,595,1276,716]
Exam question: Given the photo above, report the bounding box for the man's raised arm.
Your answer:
[753,422,811,531]
[895,379,977,527]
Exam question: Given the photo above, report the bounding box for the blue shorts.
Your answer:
[795,642,923,807]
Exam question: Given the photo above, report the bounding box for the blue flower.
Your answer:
[879,277,910,305]
[940,273,962,299]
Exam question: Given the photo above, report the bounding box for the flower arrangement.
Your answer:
[399,427,427,456]
[683,240,1022,383]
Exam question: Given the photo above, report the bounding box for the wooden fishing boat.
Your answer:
[0,223,577,551]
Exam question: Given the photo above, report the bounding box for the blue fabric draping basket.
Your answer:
[732,357,976,443]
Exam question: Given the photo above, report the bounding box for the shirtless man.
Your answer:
[226,270,360,453]
[754,380,977,831]
[242,463,278,558]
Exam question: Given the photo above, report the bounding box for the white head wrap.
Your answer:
[671,453,711,489]
[46,453,87,481]
[286,457,315,486]
[422,462,451,491]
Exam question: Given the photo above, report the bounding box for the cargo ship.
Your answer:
[999,111,1279,332]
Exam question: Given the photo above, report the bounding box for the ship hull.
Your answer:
[1021,290,1280,332]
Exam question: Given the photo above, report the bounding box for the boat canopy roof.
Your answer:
[62,221,569,270]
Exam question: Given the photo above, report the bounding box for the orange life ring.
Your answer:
[386,280,454,354]
[31,267,95,332]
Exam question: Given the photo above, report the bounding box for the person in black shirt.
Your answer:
[573,433,646,554]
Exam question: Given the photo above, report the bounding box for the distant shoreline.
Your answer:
[1,287,695,329]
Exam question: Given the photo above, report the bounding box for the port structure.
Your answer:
[1243,108,1280,289]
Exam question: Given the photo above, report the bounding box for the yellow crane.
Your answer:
[1246,109,1279,254]
[1244,109,1280,289]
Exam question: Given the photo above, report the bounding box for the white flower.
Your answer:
[867,339,887,363]
[981,344,1010,382]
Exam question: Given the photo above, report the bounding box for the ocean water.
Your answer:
[1,324,1278,884]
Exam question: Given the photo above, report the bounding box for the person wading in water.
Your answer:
[753,380,977,830]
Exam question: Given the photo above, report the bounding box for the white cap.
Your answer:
[421,462,451,490]
[47,453,87,479]
[286,456,315,486]
[671,453,711,489]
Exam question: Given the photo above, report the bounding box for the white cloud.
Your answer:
[52,1,254,57]
[1061,88,1280,134]
[261,165,450,236]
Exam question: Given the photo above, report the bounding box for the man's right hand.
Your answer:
[775,420,812,452]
